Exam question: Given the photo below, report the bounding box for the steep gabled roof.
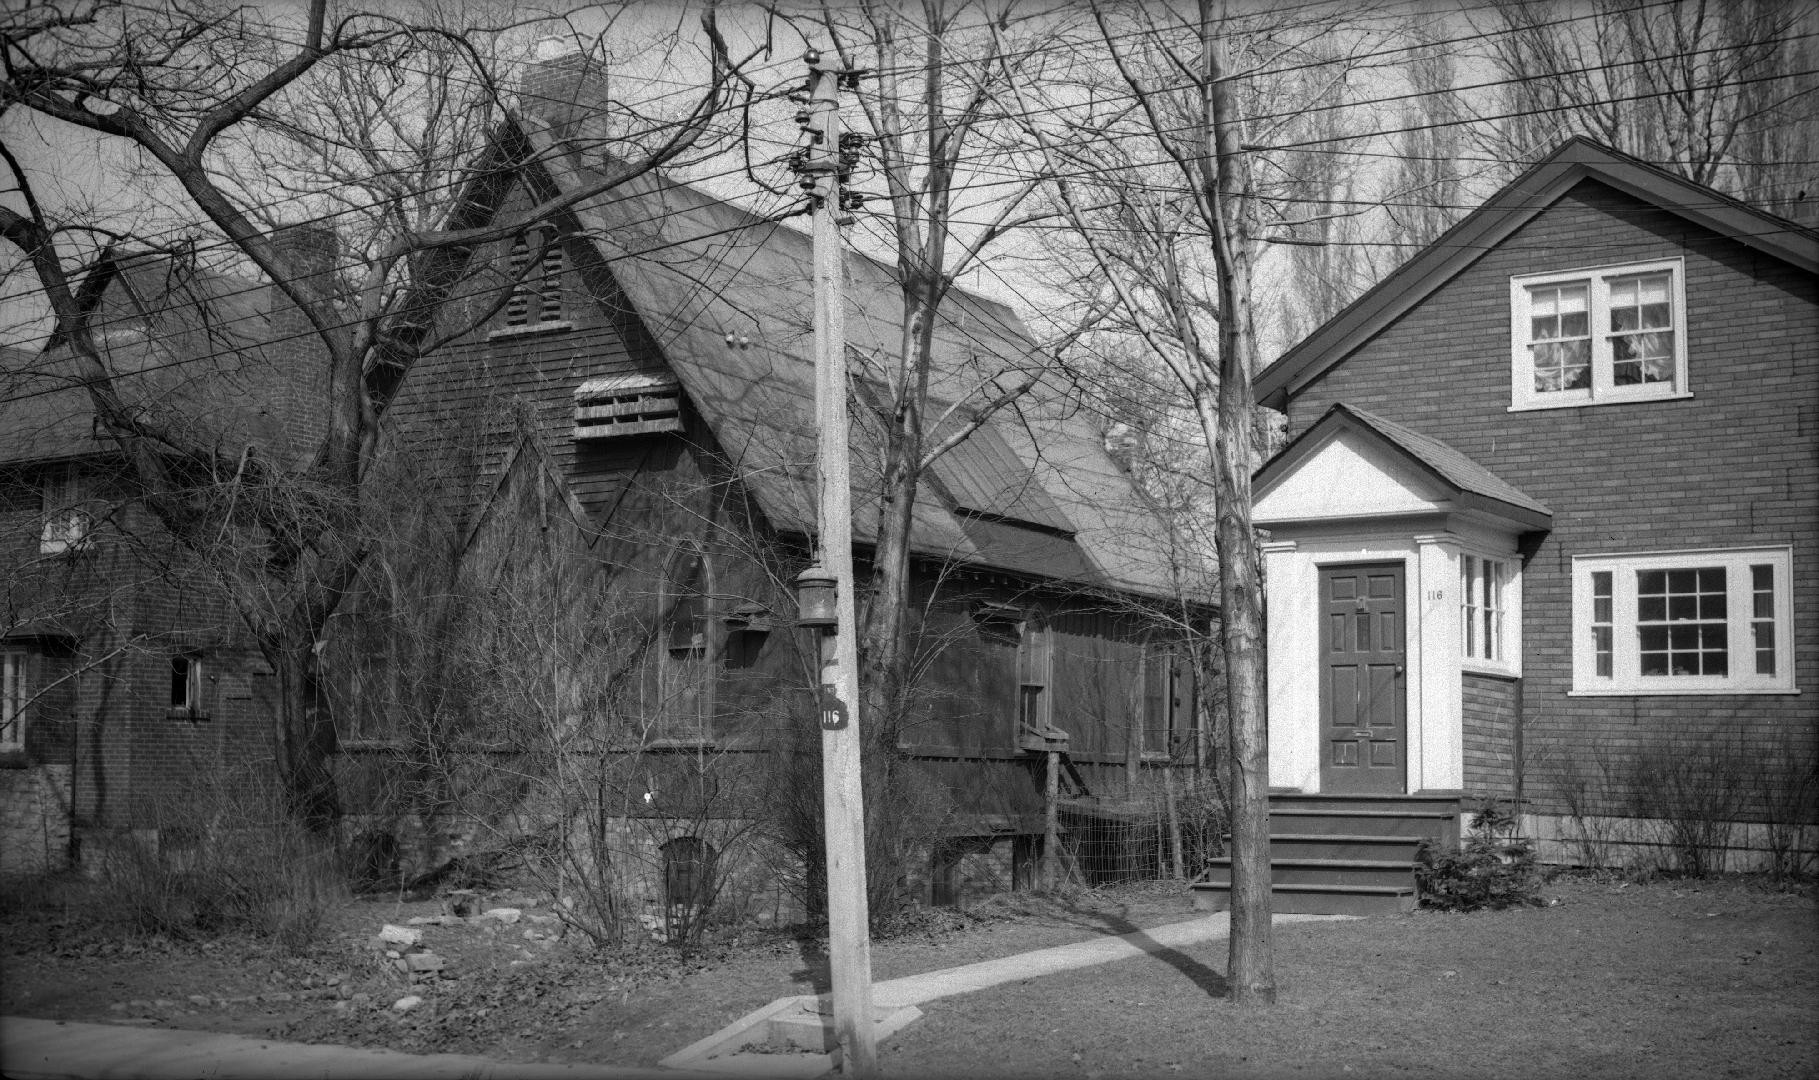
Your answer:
[1255,137,1819,411]
[516,123,1192,600]
[1255,403,1553,530]
[0,250,306,465]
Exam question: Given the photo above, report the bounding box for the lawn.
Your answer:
[875,878,1818,1079]
[3,875,1813,1078]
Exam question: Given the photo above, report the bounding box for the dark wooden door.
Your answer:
[1319,563,1407,794]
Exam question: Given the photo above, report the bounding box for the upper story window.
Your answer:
[1571,547,1796,695]
[496,225,570,334]
[1510,258,1689,411]
[40,464,92,556]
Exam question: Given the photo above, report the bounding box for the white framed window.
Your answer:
[1510,258,1689,411]
[1571,547,1796,695]
[1,649,26,750]
[1461,554,1512,670]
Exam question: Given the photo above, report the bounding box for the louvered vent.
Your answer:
[573,373,683,439]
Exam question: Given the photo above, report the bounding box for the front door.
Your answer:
[1319,563,1407,793]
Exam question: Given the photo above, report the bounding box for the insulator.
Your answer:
[795,109,811,126]
[804,48,821,66]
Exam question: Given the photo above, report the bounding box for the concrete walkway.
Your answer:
[3,911,1351,1079]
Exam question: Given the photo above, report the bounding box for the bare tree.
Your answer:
[0,0,751,834]
[1475,0,1819,222]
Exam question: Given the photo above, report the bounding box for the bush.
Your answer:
[1417,799,1544,912]
[98,774,344,954]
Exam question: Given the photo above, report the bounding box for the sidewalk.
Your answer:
[0,1017,717,1080]
[4,911,1350,1079]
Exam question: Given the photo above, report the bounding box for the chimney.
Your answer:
[520,50,612,149]
[268,222,340,319]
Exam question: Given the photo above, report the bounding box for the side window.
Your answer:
[1016,617,1051,734]
[1460,554,1511,668]
[647,549,712,741]
[169,654,206,718]
[1,649,26,751]
[1143,640,1196,760]
[1510,259,1686,410]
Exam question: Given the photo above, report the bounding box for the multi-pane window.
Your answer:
[1460,555,1509,665]
[1511,259,1686,410]
[1573,549,1795,694]
[1,649,25,750]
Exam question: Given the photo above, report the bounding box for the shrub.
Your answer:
[1417,799,1544,912]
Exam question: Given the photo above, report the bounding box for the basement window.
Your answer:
[573,374,683,439]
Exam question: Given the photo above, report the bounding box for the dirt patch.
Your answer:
[0,878,1198,1068]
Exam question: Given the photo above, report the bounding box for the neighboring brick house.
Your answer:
[0,247,325,874]
[1250,138,1816,869]
[337,66,1212,917]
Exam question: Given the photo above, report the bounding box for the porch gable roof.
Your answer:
[1254,403,1553,532]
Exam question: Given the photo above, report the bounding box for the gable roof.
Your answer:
[0,250,307,465]
[1255,403,1553,530]
[502,122,1193,601]
[1255,137,1819,411]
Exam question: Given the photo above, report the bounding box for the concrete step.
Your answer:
[1269,792,1464,815]
[1266,833,1427,862]
[1200,857,1415,889]
[1190,881,1417,917]
[1269,808,1457,842]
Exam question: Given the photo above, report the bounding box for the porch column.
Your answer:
[1260,539,1317,791]
[1413,534,1463,791]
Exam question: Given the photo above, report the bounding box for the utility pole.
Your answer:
[790,48,877,1078]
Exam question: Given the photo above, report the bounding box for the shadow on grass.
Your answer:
[1054,898,1230,998]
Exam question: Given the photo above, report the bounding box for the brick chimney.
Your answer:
[267,222,340,326]
[263,222,338,454]
[519,50,612,148]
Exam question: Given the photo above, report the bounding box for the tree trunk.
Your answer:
[266,633,342,838]
[1203,9,1276,1005]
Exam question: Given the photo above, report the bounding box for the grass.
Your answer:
[4,874,1812,1077]
[873,877,1817,1079]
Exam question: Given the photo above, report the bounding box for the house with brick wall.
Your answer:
[1245,137,1816,875]
[0,247,326,874]
[326,64,1215,922]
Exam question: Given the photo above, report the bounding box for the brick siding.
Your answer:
[1284,179,1818,822]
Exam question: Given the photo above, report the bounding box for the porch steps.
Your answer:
[1191,793,1461,916]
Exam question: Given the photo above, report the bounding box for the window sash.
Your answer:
[1512,260,1685,409]
[1573,549,1795,694]
[1461,555,1508,664]
[1,650,25,749]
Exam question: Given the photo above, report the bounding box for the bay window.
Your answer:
[1572,548,1796,694]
